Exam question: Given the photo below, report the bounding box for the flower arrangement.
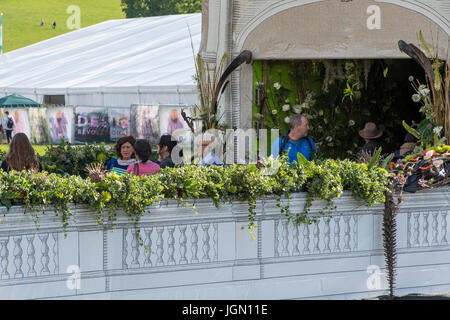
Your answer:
[398,31,450,143]
[252,59,410,159]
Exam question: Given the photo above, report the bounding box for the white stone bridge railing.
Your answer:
[0,187,449,299]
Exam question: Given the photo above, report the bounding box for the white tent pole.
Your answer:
[137,86,141,105]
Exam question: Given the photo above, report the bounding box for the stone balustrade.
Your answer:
[0,187,449,299]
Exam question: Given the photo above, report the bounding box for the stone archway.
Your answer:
[234,0,449,129]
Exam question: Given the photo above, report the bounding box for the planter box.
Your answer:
[0,187,449,299]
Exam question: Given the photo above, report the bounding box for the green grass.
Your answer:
[0,144,49,156]
[1,0,125,53]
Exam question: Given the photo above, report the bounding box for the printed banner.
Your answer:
[46,107,75,143]
[74,106,110,143]
[159,106,193,144]
[29,108,51,144]
[0,105,195,145]
[5,108,32,139]
[108,108,131,141]
[130,105,160,144]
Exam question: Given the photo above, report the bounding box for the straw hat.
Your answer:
[359,122,383,139]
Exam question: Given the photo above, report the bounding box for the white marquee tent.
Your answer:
[0,13,201,107]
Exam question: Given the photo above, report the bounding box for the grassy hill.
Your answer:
[0,0,125,53]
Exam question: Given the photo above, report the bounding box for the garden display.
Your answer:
[390,145,450,192]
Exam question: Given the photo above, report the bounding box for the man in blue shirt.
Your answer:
[271,114,315,164]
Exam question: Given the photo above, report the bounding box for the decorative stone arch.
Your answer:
[233,0,449,128]
[234,0,448,58]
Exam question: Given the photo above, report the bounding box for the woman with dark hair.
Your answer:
[1,133,42,172]
[156,134,178,168]
[106,136,136,175]
[127,139,160,176]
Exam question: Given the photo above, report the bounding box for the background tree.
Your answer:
[121,0,201,18]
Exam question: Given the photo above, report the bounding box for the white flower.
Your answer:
[284,116,290,124]
[273,82,281,90]
[433,126,443,137]
[408,76,414,82]
[254,113,263,120]
[424,150,434,160]
[348,120,355,126]
[318,110,324,116]
[272,109,278,115]
[300,102,309,109]
[282,104,290,112]
[419,88,430,96]
[325,136,333,142]
[418,84,427,90]
[285,99,289,103]
[292,105,301,114]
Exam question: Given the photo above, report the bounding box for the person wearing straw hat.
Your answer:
[356,122,389,159]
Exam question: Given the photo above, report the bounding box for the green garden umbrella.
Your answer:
[0,94,41,107]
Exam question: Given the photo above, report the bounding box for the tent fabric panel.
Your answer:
[0,14,201,107]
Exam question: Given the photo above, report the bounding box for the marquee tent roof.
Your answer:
[0,13,201,107]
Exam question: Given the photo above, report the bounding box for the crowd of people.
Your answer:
[0,109,420,176]
[270,114,418,164]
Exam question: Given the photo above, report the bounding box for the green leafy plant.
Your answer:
[0,158,391,240]
[342,81,358,102]
[38,139,116,177]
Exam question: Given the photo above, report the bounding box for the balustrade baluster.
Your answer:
[202,224,211,263]
[156,227,165,266]
[423,213,429,246]
[274,219,280,257]
[343,217,351,252]
[190,224,199,263]
[26,235,36,277]
[0,237,9,279]
[131,230,140,268]
[407,213,411,248]
[352,215,358,251]
[313,221,320,254]
[441,211,448,245]
[303,224,310,254]
[179,225,188,264]
[281,220,289,256]
[13,236,23,278]
[52,233,58,274]
[144,228,153,267]
[323,218,331,253]
[413,213,420,246]
[39,234,50,276]
[122,228,128,269]
[167,226,176,265]
[432,212,439,246]
[213,223,218,262]
[333,217,341,252]
[292,224,300,256]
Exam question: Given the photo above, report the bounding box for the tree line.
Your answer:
[121,0,201,18]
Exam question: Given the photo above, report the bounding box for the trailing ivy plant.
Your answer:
[0,159,391,240]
